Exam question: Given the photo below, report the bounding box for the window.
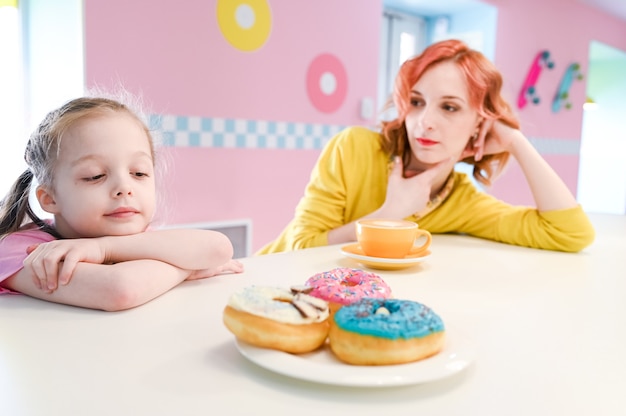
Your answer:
[0,3,26,196]
[378,11,426,121]
[0,0,83,201]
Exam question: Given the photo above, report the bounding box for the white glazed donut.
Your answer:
[223,286,330,354]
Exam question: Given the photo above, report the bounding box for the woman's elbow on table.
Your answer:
[549,226,596,253]
[569,227,596,253]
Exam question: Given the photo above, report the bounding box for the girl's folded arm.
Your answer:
[4,259,192,311]
[101,229,235,271]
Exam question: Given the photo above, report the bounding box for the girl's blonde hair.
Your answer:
[0,94,156,239]
[380,39,520,186]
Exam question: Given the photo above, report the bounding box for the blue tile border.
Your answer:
[150,114,580,155]
[150,114,346,150]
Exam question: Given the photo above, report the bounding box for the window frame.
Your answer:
[378,10,427,120]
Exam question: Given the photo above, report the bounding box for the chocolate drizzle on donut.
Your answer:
[291,293,329,319]
[292,299,319,318]
[290,285,314,294]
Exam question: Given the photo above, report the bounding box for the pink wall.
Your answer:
[156,146,321,253]
[85,0,381,252]
[84,0,626,253]
[481,0,626,202]
[85,0,378,124]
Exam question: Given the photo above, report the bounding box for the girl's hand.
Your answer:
[24,239,107,292]
[378,156,454,219]
[472,118,524,161]
[185,259,244,281]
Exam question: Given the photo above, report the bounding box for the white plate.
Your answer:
[235,329,475,387]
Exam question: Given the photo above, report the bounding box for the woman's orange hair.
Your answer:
[380,39,520,186]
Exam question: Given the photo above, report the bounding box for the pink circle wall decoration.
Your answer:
[306,53,348,113]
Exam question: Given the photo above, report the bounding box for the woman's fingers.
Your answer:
[474,118,494,161]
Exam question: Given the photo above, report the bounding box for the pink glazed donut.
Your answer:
[304,268,392,312]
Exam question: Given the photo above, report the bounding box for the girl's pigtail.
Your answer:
[0,170,60,239]
[0,170,35,238]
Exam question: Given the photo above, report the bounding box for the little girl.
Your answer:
[0,95,243,311]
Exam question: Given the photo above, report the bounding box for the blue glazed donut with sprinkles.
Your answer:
[329,298,445,365]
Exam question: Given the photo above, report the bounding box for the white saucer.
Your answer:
[340,243,431,270]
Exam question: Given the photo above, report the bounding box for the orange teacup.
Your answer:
[356,219,432,259]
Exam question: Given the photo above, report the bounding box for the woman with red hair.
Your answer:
[259,39,594,254]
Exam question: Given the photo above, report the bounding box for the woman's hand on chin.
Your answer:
[378,156,454,219]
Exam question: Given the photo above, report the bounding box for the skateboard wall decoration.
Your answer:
[517,50,585,113]
[552,63,584,113]
[518,50,554,109]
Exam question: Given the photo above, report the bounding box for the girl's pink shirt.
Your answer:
[0,224,56,294]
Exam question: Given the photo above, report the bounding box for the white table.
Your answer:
[1,214,625,415]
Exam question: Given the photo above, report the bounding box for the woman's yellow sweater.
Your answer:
[258,127,595,254]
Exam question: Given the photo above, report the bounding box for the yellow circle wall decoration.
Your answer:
[217,0,272,52]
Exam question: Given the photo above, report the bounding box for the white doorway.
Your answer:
[577,41,626,215]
